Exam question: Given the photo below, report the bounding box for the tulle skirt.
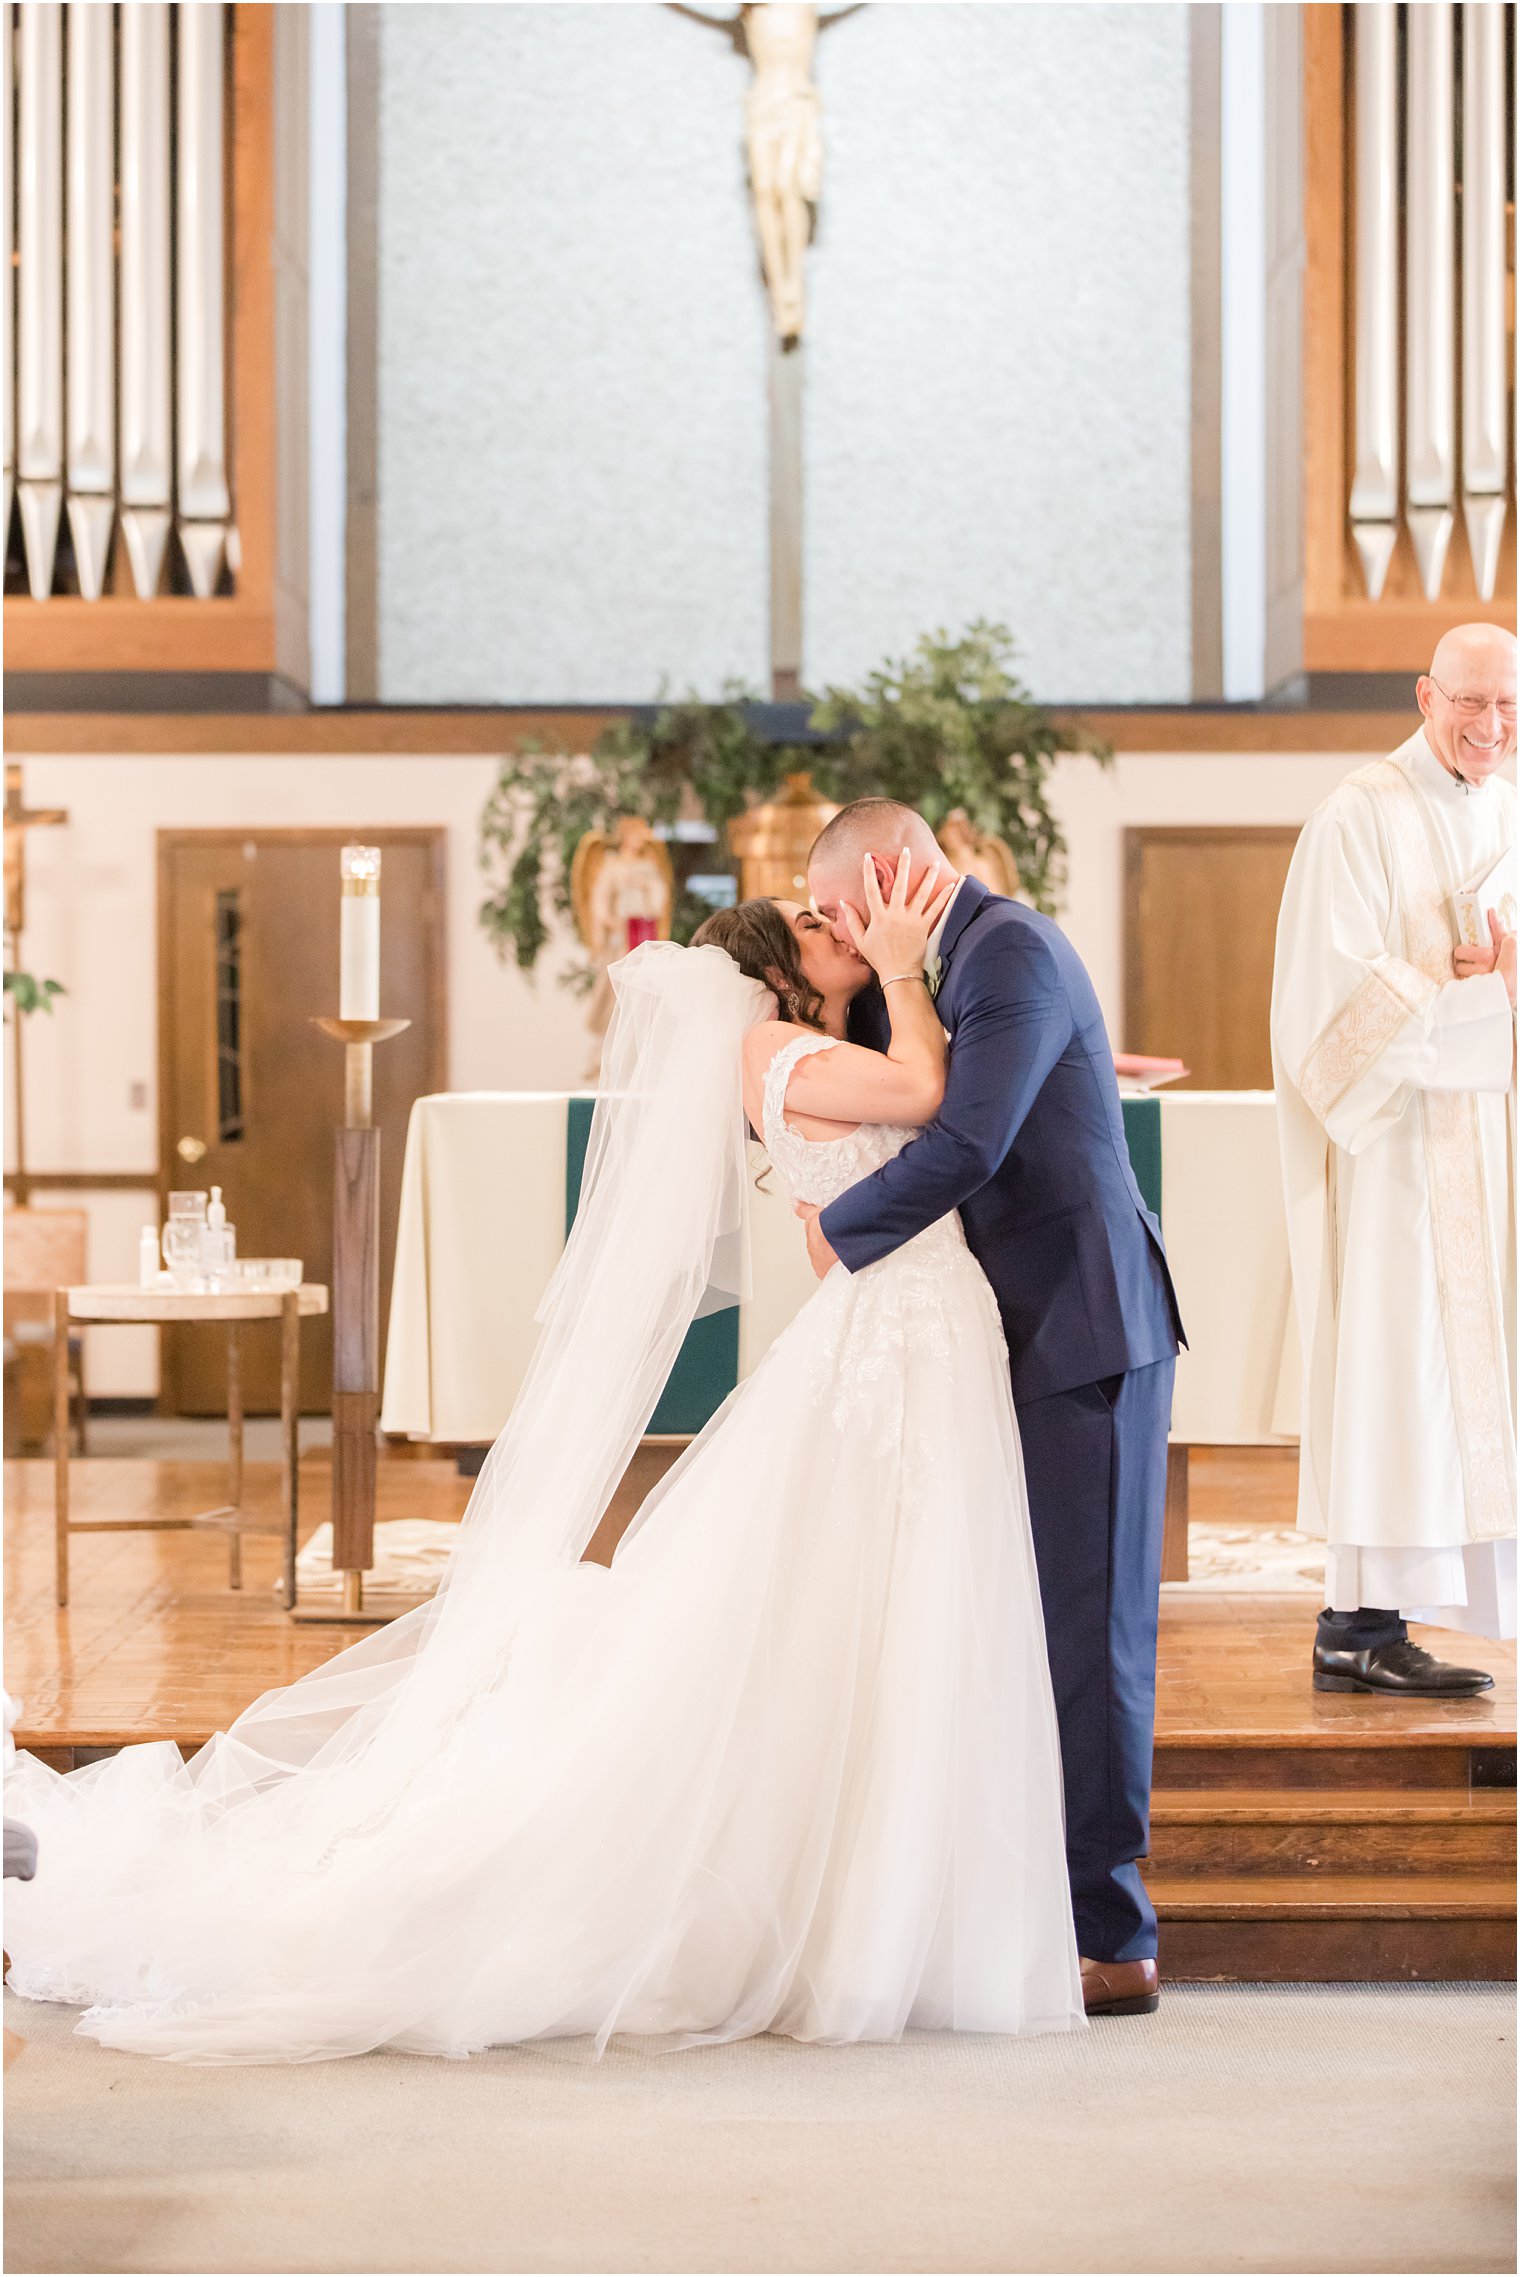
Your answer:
[5,1239,1084,2062]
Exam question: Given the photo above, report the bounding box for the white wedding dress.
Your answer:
[5,949,1083,2063]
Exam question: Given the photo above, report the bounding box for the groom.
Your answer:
[801,799,1184,2015]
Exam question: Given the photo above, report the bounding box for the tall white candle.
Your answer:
[339,844,381,1020]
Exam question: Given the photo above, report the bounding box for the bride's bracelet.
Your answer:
[882,971,928,988]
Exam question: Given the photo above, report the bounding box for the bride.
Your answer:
[4,852,1084,2062]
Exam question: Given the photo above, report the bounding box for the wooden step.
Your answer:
[1154,1740,1516,1791]
[1150,1871,1517,1983]
[1149,1873,1515,1919]
[1147,1786,1516,1876]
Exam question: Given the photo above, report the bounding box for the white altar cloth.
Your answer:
[380,1093,815,1442]
[1159,1092,1298,1445]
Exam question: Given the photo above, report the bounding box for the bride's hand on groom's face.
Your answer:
[843,850,958,981]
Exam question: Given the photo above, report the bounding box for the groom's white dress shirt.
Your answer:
[926,876,965,977]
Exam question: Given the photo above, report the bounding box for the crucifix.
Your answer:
[671,2,863,699]
[5,763,70,1204]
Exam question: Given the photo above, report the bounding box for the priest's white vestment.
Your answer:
[1272,728,1516,1637]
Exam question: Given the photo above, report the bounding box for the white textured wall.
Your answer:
[373,2,1193,704]
[804,3,1193,701]
[375,3,769,702]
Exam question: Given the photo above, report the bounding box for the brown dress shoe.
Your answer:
[1081,1955,1160,2016]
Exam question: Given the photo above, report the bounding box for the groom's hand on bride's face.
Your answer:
[795,1202,839,1280]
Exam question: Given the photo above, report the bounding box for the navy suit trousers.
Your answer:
[1015,1356,1174,1965]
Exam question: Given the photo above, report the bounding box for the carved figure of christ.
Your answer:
[671,2,861,696]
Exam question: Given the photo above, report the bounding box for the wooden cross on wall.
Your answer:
[5,763,69,943]
[5,764,70,1204]
[670,2,864,699]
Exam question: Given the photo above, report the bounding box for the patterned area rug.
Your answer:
[289,1520,460,1616]
[1172,1523,1325,1593]
[290,1517,1326,1607]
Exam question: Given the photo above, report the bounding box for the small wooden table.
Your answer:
[53,1283,329,1612]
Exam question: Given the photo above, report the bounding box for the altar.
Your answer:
[380,1090,1296,1448]
[378,1090,821,1444]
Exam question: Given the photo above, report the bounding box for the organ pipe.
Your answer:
[66,0,115,598]
[119,1,173,597]
[16,2,63,599]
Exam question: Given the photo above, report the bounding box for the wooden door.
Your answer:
[158,830,446,1413]
[1124,827,1300,1090]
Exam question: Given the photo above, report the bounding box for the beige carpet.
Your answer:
[1167,1522,1325,1593]
[4,1985,1513,2275]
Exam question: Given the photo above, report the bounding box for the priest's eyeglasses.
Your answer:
[1427,676,1517,723]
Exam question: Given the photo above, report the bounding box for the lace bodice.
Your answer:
[758,1034,997,1408]
[760,1033,915,1208]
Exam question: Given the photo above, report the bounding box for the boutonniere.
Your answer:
[925,955,944,1001]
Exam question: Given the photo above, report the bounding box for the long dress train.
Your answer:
[4,1014,1083,2061]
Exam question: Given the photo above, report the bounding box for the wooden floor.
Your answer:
[6,1445,1508,1753]
[5,1455,468,1750]
[1155,1591,1515,1753]
[5,1446,1514,1983]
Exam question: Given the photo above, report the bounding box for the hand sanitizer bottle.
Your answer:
[139,1225,162,1289]
[204,1187,237,1289]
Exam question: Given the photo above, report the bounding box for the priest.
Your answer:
[1272,623,1516,1695]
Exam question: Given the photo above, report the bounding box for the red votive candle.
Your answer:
[626,916,658,949]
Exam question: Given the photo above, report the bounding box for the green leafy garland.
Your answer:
[478,624,1108,979]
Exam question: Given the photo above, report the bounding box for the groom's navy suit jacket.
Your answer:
[819,876,1183,1402]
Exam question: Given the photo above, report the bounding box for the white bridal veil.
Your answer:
[437,939,770,1611]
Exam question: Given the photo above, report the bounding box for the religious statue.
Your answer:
[935,808,1023,902]
[673,3,860,342]
[571,817,675,1079]
[743,3,823,340]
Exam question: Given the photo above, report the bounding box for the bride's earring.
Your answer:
[764,967,796,1024]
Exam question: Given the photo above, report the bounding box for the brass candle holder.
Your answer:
[308,1013,411,1619]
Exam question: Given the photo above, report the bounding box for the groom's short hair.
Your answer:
[809,798,936,872]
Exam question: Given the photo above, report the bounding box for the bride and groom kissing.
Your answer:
[5,798,1183,2062]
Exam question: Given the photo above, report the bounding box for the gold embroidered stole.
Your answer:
[1357,755,1514,1543]
[1299,958,1437,1124]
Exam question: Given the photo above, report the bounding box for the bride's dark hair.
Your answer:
[691,898,827,1032]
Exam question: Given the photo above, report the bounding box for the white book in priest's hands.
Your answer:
[1452,848,1518,947]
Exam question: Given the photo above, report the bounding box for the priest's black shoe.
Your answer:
[1313,1638,1495,1697]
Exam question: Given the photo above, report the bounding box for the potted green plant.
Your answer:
[477,624,1107,981]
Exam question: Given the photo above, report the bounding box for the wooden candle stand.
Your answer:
[303,1014,411,1620]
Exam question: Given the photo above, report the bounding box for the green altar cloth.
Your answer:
[564,1097,739,1433]
[1120,1095,1162,1220]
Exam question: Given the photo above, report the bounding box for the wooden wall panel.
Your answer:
[1124,826,1302,1090]
[2,707,1418,759]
